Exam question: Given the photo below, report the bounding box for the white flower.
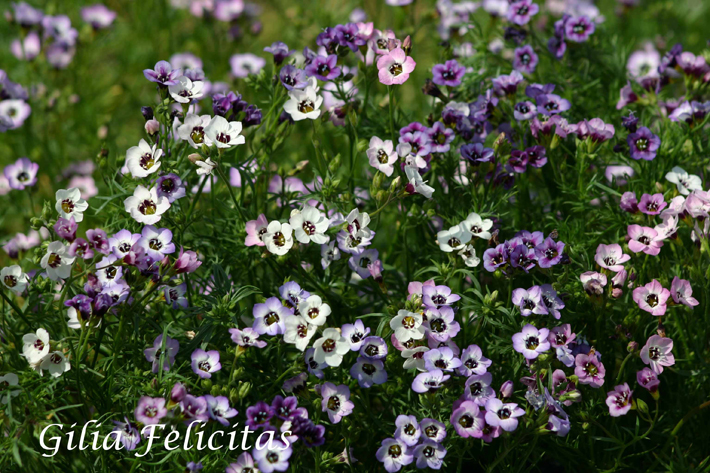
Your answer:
[1,265,30,294]
[321,241,341,269]
[126,139,163,178]
[313,328,349,367]
[345,209,373,238]
[0,373,20,404]
[55,188,89,223]
[390,310,425,343]
[290,205,331,244]
[283,86,323,121]
[402,346,429,371]
[124,185,171,225]
[298,295,331,326]
[168,76,204,103]
[461,212,493,240]
[177,113,213,148]
[22,328,50,364]
[196,158,217,176]
[366,136,398,177]
[204,115,245,149]
[263,221,294,255]
[404,165,435,199]
[665,166,702,196]
[437,224,472,252]
[40,351,71,378]
[397,142,426,169]
[40,242,76,281]
[283,316,316,351]
[458,245,481,267]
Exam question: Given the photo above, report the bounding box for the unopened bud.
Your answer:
[389,176,401,192]
[188,153,201,164]
[627,341,639,353]
[402,35,412,55]
[141,106,154,121]
[145,119,160,135]
[499,380,514,398]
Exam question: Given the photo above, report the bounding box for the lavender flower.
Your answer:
[432,59,466,87]
[627,126,660,161]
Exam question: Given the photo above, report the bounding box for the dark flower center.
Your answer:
[431,294,446,306]
[272,232,286,247]
[448,237,461,248]
[302,221,316,235]
[216,132,231,143]
[265,311,280,325]
[431,318,447,333]
[459,414,473,428]
[498,408,511,419]
[377,149,389,164]
[389,63,403,76]
[364,344,379,357]
[402,316,416,329]
[61,199,75,214]
[140,153,155,170]
[425,426,438,438]
[139,199,157,215]
[362,363,376,375]
[423,446,435,457]
[198,360,211,372]
[328,396,340,411]
[469,381,482,395]
[520,53,530,65]
[298,100,315,114]
[646,294,659,307]
[636,138,649,151]
[585,362,598,376]
[525,336,539,350]
[388,445,402,458]
[190,127,204,144]
[48,253,62,268]
[649,346,660,360]
[639,235,650,245]
[322,339,336,353]
[4,275,18,287]
[316,64,331,76]
[465,358,478,369]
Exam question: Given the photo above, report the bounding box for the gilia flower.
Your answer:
[670,276,699,307]
[229,327,267,349]
[594,243,630,272]
[458,345,492,377]
[413,440,447,469]
[450,400,485,438]
[484,399,525,431]
[394,415,421,446]
[134,396,168,425]
[313,328,349,367]
[627,126,660,161]
[404,165,435,198]
[320,382,354,423]
[298,294,331,326]
[458,245,481,267]
[540,284,565,319]
[377,47,416,85]
[143,60,181,86]
[512,324,550,359]
[437,224,472,252]
[304,54,341,81]
[252,297,290,336]
[1,265,30,294]
[348,249,379,279]
[638,193,667,215]
[632,279,671,316]
[263,221,294,256]
[124,185,170,224]
[143,335,180,373]
[245,214,269,247]
[390,310,425,343]
[253,440,292,473]
[412,369,450,393]
[342,319,371,351]
[350,356,387,387]
[190,349,221,379]
[636,367,660,392]
[432,59,466,87]
[366,136,398,176]
[461,212,493,240]
[564,16,595,42]
[4,157,38,189]
[424,306,461,342]
[665,167,702,195]
[574,352,605,387]
[55,188,89,223]
[423,347,462,372]
[22,328,50,364]
[283,86,322,121]
[40,351,71,378]
[204,395,238,426]
[513,45,539,74]
[0,373,20,404]
[177,114,213,148]
[420,418,447,442]
[290,205,331,244]
[376,437,413,473]
[606,383,633,417]
[640,335,675,374]
[195,158,217,176]
[40,241,76,281]
[204,115,245,149]
[126,139,163,178]
[627,225,663,256]
[507,0,539,25]
[168,76,204,103]
[320,241,341,268]
[512,286,547,317]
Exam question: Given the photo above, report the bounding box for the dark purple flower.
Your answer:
[483,244,507,272]
[65,294,93,321]
[302,47,318,65]
[271,395,307,421]
[513,45,538,74]
[68,238,93,260]
[508,150,528,173]
[291,417,326,448]
[86,228,110,255]
[263,42,293,65]
[304,54,341,82]
[427,122,454,153]
[143,61,181,86]
[492,71,524,96]
[245,401,274,429]
[507,0,539,26]
[621,112,639,133]
[54,217,78,242]
[316,27,339,54]
[279,65,308,90]
[335,23,366,52]
[399,131,432,157]
[432,59,466,87]
[243,105,262,127]
[535,237,564,268]
[627,126,660,161]
[564,16,595,43]
[537,94,571,116]
[514,101,537,120]
[547,35,567,60]
[460,143,494,164]
[659,43,683,75]
[156,173,186,203]
[181,394,209,424]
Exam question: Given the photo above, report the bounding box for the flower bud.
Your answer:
[373,172,385,189]
[422,79,447,102]
[627,341,639,353]
[145,119,160,135]
[188,153,201,164]
[499,380,514,398]
[389,176,401,192]
[170,382,187,403]
[141,106,154,121]
[402,35,412,55]
[200,379,212,390]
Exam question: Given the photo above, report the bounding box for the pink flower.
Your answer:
[580,271,607,295]
[594,243,630,272]
[632,279,671,316]
[636,367,660,393]
[627,225,663,256]
[377,48,416,85]
[638,193,667,215]
[640,335,675,374]
[574,352,605,388]
[245,213,268,247]
[605,383,633,417]
[670,276,699,308]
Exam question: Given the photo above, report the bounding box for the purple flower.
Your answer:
[514,101,537,120]
[227,453,257,473]
[548,35,567,60]
[304,54,341,82]
[628,225,663,256]
[143,334,180,373]
[432,59,466,87]
[422,284,460,308]
[595,243,630,272]
[263,41,293,65]
[4,157,39,190]
[204,395,238,426]
[670,276,699,308]
[320,382,354,423]
[450,400,485,438]
[376,437,413,472]
[457,344,491,377]
[54,217,78,242]
[460,143,494,164]
[620,191,639,213]
[577,118,615,143]
[134,396,167,425]
[484,398,525,431]
[394,414,421,446]
[636,367,660,392]
[245,400,274,429]
[580,271,607,296]
[10,2,44,27]
[190,349,221,379]
[229,327,267,348]
[540,284,565,319]
[271,394,306,421]
[492,70,524,95]
[359,336,388,360]
[81,4,116,29]
[420,418,447,442]
[534,237,564,268]
[574,352,605,387]
[423,306,460,342]
[606,383,633,417]
[513,45,539,74]
[564,16,595,42]
[156,173,186,203]
[279,65,307,90]
[180,394,209,424]
[512,324,550,359]
[413,439,447,469]
[335,23,367,51]
[341,319,371,351]
[627,126,660,161]
[377,47,417,85]
[350,356,387,388]
[483,244,507,272]
[423,347,462,372]
[464,372,495,406]
[291,416,326,447]
[252,439,292,472]
[640,335,675,374]
[507,0,539,25]
[143,60,181,86]
[252,297,291,335]
[616,81,639,110]
[427,122,455,153]
[638,193,666,215]
[632,279,671,316]
[537,94,571,116]
[230,53,266,78]
[512,287,546,317]
[412,369,450,393]
[173,247,202,274]
[348,249,379,279]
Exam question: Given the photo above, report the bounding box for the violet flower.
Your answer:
[143,60,181,86]
[513,45,539,74]
[627,126,660,161]
[484,398,525,431]
[432,59,466,87]
[670,276,699,307]
[134,396,167,425]
[606,383,633,417]
[512,324,550,359]
[632,279,671,316]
